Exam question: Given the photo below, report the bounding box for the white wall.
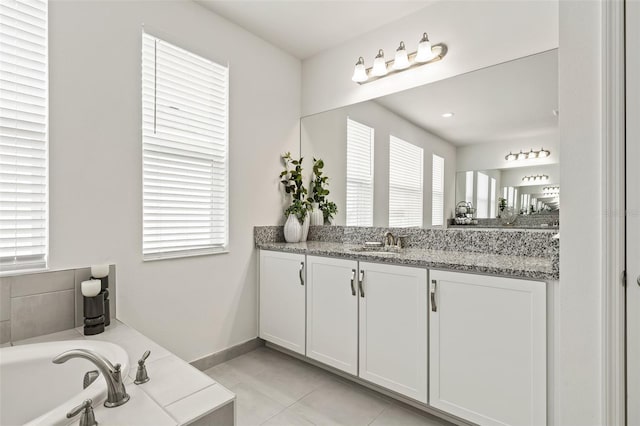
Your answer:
[48,0,301,362]
[557,0,603,424]
[456,135,559,172]
[301,0,558,116]
[301,101,456,227]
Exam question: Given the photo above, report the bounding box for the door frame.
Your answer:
[602,0,626,424]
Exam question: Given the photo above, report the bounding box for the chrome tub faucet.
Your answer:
[53,348,130,407]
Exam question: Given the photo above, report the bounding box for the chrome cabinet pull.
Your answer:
[430,279,437,312]
[359,270,365,298]
[350,269,356,296]
[299,262,304,286]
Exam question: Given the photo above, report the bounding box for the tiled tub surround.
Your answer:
[8,320,235,425]
[0,265,117,345]
[255,226,559,280]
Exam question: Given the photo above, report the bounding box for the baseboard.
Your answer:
[190,337,265,371]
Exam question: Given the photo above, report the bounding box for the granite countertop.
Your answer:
[447,225,560,230]
[257,241,558,281]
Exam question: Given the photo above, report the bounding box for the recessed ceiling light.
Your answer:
[441,112,454,118]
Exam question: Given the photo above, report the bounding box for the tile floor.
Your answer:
[204,346,453,426]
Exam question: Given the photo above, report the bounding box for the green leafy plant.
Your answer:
[310,158,330,203]
[321,200,337,224]
[310,158,338,223]
[280,152,309,223]
[498,197,507,212]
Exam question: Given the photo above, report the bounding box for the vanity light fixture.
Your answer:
[393,42,410,70]
[372,49,388,77]
[505,147,551,161]
[352,57,368,83]
[351,32,448,84]
[522,174,549,183]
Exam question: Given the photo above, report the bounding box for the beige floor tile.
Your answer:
[370,404,447,426]
[262,408,316,426]
[231,382,286,426]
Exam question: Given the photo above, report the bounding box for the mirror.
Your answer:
[301,49,558,228]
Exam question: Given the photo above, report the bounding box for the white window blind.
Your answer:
[389,136,423,228]
[142,33,229,260]
[0,0,48,273]
[346,118,374,226]
[431,154,444,226]
[476,172,489,218]
[465,171,474,204]
[490,177,496,218]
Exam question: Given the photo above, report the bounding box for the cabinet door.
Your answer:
[358,262,428,403]
[306,256,359,375]
[259,250,306,355]
[429,270,546,426]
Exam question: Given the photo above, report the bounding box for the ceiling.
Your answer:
[195,1,434,59]
[375,49,559,146]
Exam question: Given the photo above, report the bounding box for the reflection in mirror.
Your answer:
[301,49,558,229]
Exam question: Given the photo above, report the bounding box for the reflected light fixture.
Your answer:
[351,32,447,84]
[505,147,551,161]
[372,49,388,76]
[393,42,410,70]
[522,174,549,183]
[441,112,455,118]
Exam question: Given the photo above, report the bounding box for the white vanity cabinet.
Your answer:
[293,255,429,402]
[429,270,547,426]
[306,256,359,375]
[358,261,428,403]
[259,250,306,355]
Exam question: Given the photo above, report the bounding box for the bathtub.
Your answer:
[0,340,129,426]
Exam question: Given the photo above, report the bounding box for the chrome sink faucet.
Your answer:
[53,349,130,407]
[384,231,396,247]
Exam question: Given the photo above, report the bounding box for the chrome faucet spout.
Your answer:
[53,349,130,407]
[383,231,396,247]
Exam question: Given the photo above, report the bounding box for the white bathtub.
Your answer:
[0,340,129,426]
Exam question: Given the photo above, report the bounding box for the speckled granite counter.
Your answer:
[256,241,558,281]
[255,225,559,280]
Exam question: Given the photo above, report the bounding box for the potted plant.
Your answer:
[309,158,338,225]
[280,152,310,242]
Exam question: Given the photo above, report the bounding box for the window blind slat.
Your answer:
[346,118,374,227]
[0,0,47,273]
[389,136,423,228]
[142,32,228,259]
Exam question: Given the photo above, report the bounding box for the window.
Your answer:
[389,136,423,227]
[490,177,496,218]
[465,171,474,204]
[431,154,444,226]
[142,33,229,260]
[346,118,374,226]
[0,0,48,273]
[476,172,489,218]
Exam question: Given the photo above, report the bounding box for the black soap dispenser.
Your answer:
[81,279,105,335]
[91,265,111,326]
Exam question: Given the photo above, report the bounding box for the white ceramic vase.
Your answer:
[310,202,324,226]
[300,213,310,242]
[284,214,302,243]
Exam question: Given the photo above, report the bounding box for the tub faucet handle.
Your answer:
[67,399,97,426]
[134,350,151,384]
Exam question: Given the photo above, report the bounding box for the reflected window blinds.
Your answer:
[389,136,423,227]
[346,118,374,226]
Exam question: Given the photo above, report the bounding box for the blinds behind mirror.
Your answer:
[389,135,423,228]
[346,118,374,227]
